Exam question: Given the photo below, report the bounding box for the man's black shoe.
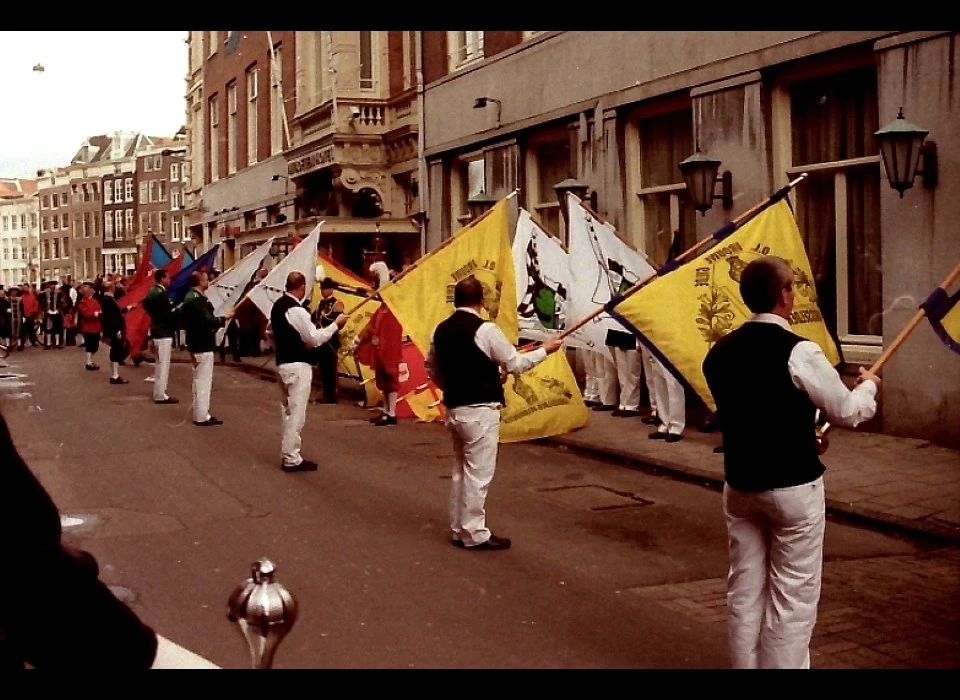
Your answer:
[665,433,683,443]
[617,409,642,418]
[648,431,668,440]
[467,534,511,551]
[282,459,319,473]
[85,363,99,371]
[452,539,465,548]
[372,414,397,426]
[640,415,661,425]
[583,399,601,408]
[109,377,129,385]
[592,404,615,412]
[193,417,224,427]
[154,397,180,405]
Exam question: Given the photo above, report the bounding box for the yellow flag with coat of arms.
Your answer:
[609,198,840,413]
[499,350,589,443]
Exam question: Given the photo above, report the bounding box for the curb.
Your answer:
[543,435,960,547]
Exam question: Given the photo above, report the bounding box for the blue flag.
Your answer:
[169,245,220,304]
[150,235,173,269]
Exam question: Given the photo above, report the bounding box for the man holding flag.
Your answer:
[702,256,880,669]
[142,269,179,405]
[425,276,563,551]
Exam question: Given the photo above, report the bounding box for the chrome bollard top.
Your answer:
[227,558,298,669]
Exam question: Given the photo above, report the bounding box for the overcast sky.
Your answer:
[0,31,189,180]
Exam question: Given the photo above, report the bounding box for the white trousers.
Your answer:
[611,347,641,411]
[651,356,685,434]
[153,337,173,401]
[278,362,313,466]
[640,346,658,414]
[191,351,214,423]
[595,350,619,407]
[723,477,825,669]
[445,404,501,546]
[580,348,601,403]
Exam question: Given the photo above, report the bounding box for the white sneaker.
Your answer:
[145,376,155,382]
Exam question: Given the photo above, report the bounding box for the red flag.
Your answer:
[124,254,186,359]
[394,341,443,421]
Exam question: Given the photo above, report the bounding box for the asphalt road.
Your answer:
[1,345,957,669]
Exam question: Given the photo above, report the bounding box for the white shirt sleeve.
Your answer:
[285,304,338,349]
[788,340,878,428]
[475,321,547,374]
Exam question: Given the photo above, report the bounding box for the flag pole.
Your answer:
[549,173,809,346]
[869,259,960,375]
[343,190,519,316]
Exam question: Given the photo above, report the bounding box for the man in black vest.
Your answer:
[40,280,63,350]
[702,255,879,669]
[271,271,348,472]
[425,276,562,551]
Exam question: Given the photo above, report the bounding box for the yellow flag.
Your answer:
[401,385,444,423]
[379,197,519,355]
[499,351,589,443]
[610,199,840,413]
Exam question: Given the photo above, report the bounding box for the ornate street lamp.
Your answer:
[678,149,733,216]
[874,107,937,198]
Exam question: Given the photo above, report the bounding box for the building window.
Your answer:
[125,209,134,237]
[207,31,218,57]
[447,31,484,71]
[630,107,696,263]
[171,189,182,210]
[60,192,67,206]
[312,31,332,104]
[149,180,158,203]
[247,67,258,166]
[124,178,133,202]
[270,45,284,155]
[453,155,486,228]
[114,180,123,203]
[30,213,37,229]
[41,216,48,232]
[402,31,414,91]
[61,213,69,230]
[159,179,167,202]
[104,213,114,241]
[139,181,148,204]
[52,238,59,259]
[192,101,204,189]
[140,213,149,236]
[171,162,180,181]
[779,65,881,358]
[521,128,573,242]
[1,216,7,231]
[172,215,182,242]
[104,183,113,204]
[227,82,238,175]
[115,210,123,237]
[359,31,374,90]
[41,195,49,209]
[52,215,59,231]
[42,239,49,260]
[10,216,17,231]
[210,95,220,182]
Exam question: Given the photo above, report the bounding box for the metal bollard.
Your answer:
[227,558,298,669]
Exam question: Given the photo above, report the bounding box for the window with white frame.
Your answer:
[208,31,218,57]
[41,239,49,259]
[160,211,167,235]
[247,67,258,166]
[172,215,182,242]
[30,213,37,229]
[453,155,487,228]
[125,209,134,237]
[52,215,58,231]
[59,237,66,258]
[160,179,167,202]
[1,216,7,231]
[149,180,157,203]
[52,238,59,259]
[210,95,220,181]
[171,162,180,181]
[61,213,68,230]
[139,181,148,204]
[171,188,182,210]
[777,65,882,358]
[104,212,113,241]
[115,210,123,236]
[227,82,238,174]
[114,180,123,202]
[41,216,48,232]
[270,46,284,155]
[41,195,49,209]
[140,213,149,236]
[447,31,484,71]
[60,192,67,206]
[144,157,153,172]
[10,216,17,231]
[359,31,375,90]
[124,178,133,202]
[149,212,158,235]
[104,183,113,204]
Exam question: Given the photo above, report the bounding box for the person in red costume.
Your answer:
[352,261,403,426]
[76,282,103,371]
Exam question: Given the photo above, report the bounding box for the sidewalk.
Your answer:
[172,349,960,546]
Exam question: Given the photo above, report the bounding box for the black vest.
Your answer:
[703,321,824,492]
[433,310,505,409]
[271,294,314,366]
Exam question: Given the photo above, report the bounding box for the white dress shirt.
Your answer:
[283,293,339,350]
[750,313,877,428]
[425,306,547,393]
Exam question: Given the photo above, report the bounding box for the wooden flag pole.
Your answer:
[549,173,810,346]
[869,259,960,375]
[343,190,519,317]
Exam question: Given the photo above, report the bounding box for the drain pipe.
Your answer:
[415,30,428,257]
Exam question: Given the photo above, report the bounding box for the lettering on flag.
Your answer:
[609,199,841,412]
[499,350,588,443]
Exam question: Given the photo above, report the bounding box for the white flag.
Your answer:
[207,236,276,315]
[512,208,592,349]
[246,223,324,319]
[566,193,656,356]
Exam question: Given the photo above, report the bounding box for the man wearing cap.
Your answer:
[272,271,349,472]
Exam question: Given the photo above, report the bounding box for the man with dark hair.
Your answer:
[425,276,563,550]
[180,271,232,426]
[142,269,179,405]
[702,255,880,669]
[310,277,345,404]
[271,271,348,472]
[100,281,129,384]
[40,280,64,350]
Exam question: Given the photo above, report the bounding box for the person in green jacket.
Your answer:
[180,270,233,426]
[142,269,179,405]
